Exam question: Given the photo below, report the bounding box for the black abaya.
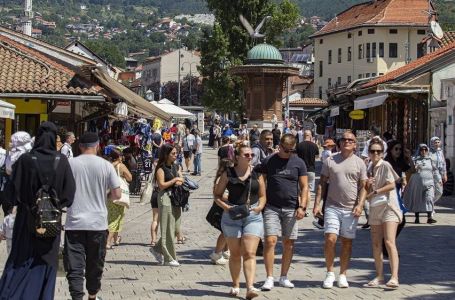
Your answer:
[0,122,76,300]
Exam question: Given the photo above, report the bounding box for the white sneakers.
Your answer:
[322,272,349,289]
[261,276,274,291]
[165,260,180,267]
[209,252,228,265]
[261,276,294,291]
[279,276,295,288]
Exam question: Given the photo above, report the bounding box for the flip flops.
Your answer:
[364,277,385,288]
[386,279,399,289]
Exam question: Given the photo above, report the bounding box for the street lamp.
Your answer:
[145,89,154,101]
[181,61,198,106]
[177,40,184,107]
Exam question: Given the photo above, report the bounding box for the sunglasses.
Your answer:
[241,153,255,158]
[341,138,356,144]
[280,145,296,153]
[369,149,383,154]
[420,148,428,152]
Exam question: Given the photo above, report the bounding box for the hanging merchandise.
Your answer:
[153,118,162,131]
[114,102,128,117]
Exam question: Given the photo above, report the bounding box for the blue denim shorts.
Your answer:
[221,204,264,238]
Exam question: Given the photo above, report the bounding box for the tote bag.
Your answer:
[113,164,130,208]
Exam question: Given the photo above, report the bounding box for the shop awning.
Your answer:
[0,99,15,119]
[152,99,196,120]
[92,69,171,121]
[354,93,389,110]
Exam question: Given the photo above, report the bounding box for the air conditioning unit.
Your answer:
[366,57,375,63]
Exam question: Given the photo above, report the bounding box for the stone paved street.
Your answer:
[1,145,455,299]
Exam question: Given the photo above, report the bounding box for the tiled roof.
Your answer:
[289,98,328,107]
[441,31,455,47]
[0,35,101,96]
[362,41,455,88]
[312,0,430,37]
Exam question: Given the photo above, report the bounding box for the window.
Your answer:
[348,33,352,39]
[328,50,332,64]
[318,86,323,99]
[366,43,371,58]
[358,44,363,59]
[319,39,323,44]
[417,43,426,58]
[358,30,362,36]
[389,29,398,34]
[358,74,362,79]
[319,61,323,77]
[337,77,341,85]
[338,48,342,63]
[366,73,370,78]
[417,29,426,35]
[379,73,384,76]
[328,78,332,87]
[372,42,377,57]
[372,73,376,77]
[389,43,398,58]
[368,29,375,34]
[379,42,384,57]
[347,46,352,61]
[347,75,352,83]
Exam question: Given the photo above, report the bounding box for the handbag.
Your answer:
[228,171,252,220]
[140,173,154,204]
[206,201,224,231]
[113,164,130,208]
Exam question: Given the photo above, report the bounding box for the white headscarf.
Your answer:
[5,131,32,173]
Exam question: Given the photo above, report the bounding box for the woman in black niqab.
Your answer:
[0,121,76,300]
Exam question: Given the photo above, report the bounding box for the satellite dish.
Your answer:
[430,21,444,39]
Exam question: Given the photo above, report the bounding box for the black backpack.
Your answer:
[31,156,62,238]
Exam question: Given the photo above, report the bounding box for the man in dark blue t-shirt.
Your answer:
[259,134,309,291]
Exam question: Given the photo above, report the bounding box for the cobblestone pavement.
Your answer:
[1,145,455,299]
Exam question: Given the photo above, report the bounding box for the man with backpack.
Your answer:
[64,132,121,300]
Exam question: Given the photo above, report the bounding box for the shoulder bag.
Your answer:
[113,164,130,208]
[228,170,252,220]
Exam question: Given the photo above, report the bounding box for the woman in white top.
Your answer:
[365,138,402,289]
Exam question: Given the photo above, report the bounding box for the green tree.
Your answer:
[200,0,300,114]
[84,39,126,68]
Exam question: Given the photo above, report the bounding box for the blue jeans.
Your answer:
[193,153,201,174]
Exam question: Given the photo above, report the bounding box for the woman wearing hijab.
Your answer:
[403,144,440,224]
[4,131,33,175]
[429,136,446,202]
[0,122,76,299]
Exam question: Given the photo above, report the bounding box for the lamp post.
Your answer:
[181,62,197,106]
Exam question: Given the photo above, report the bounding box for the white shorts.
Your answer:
[324,206,359,239]
[307,172,316,192]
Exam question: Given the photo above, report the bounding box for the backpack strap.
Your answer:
[32,155,61,190]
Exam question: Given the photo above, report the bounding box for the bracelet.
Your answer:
[298,206,307,211]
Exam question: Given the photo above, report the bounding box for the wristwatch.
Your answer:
[373,190,378,195]
[298,206,307,211]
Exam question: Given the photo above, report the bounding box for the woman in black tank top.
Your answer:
[150,144,184,267]
[214,145,266,299]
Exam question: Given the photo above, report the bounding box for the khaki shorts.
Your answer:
[369,203,402,225]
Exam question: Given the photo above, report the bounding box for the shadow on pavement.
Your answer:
[155,288,231,298]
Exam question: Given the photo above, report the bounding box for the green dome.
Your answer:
[246,43,283,65]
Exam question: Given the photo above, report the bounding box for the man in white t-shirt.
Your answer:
[63,132,121,300]
[60,132,75,159]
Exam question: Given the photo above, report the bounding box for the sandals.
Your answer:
[106,244,114,250]
[114,236,122,246]
[150,241,156,247]
[364,277,385,288]
[229,287,240,297]
[246,287,259,299]
[386,279,399,289]
[177,237,186,244]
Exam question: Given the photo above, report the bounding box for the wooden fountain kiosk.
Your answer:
[230,43,300,129]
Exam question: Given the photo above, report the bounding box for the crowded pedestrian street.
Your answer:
[1,144,451,300]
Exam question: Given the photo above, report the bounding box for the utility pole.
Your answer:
[177,40,181,106]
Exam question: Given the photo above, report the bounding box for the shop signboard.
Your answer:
[349,110,365,120]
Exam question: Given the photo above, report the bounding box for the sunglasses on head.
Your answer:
[341,138,356,144]
[369,149,383,154]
